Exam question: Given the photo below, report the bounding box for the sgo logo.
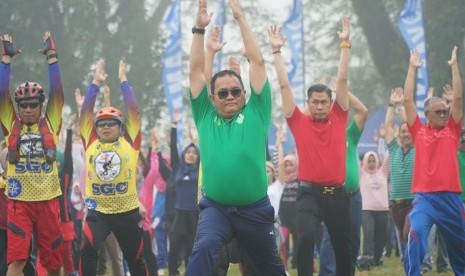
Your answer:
[7,178,22,198]
[15,161,53,174]
[85,198,97,210]
[92,182,128,195]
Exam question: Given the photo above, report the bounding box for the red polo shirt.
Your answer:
[408,115,462,193]
[286,102,348,186]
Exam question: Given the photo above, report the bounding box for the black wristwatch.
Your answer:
[192,27,205,35]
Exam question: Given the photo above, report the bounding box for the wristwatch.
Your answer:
[192,27,205,35]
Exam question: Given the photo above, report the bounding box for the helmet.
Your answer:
[95,106,124,124]
[14,82,45,103]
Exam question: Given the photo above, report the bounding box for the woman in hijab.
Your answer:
[358,151,389,270]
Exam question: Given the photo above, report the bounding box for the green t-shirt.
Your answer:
[345,120,363,192]
[387,140,415,200]
[190,81,271,205]
[458,151,465,202]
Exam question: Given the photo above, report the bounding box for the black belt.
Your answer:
[299,181,344,195]
[347,188,360,196]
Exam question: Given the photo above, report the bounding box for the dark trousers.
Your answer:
[0,230,6,276]
[168,210,199,276]
[79,208,147,276]
[185,196,285,276]
[296,182,352,276]
[142,231,158,276]
[362,210,389,263]
[389,199,412,249]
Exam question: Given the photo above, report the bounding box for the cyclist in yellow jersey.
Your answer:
[1,32,64,276]
[78,60,148,276]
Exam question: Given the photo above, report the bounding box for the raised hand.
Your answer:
[229,0,244,20]
[39,31,56,55]
[448,46,458,66]
[102,85,111,107]
[267,25,286,52]
[74,88,84,109]
[390,87,404,105]
[378,123,386,138]
[196,0,213,29]
[151,128,158,150]
[409,49,423,68]
[1,34,21,58]
[337,17,350,41]
[442,84,453,103]
[119,60,127,82]
[172,108,180,124]
[93,60,107,86]
[68,114,77,129]
[207,26,227,53]
[426,87,434,100]
[228,56,241,75]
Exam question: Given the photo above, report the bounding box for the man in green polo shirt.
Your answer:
[185,0,285,275]
[459,128,465,204]
[384,87,415,253]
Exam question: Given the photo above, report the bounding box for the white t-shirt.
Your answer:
[267,180,283,219]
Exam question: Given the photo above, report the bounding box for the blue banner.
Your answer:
[397,0,429,121]
[212,0,226,74]
[162,0,183,146]
[282,0,306,108]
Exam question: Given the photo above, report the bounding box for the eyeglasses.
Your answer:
[18,101,40,109]
[96,120,119,128]
[215,88,242,100]
[432,109,448,116]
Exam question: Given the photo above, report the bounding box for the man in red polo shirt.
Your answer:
[402,47,465,275]
[268,18,352,276]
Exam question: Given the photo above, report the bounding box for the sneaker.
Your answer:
[157,268,166,275]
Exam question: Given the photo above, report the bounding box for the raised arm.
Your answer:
[335,17,350,110]
[0,34,20,134]
[268,25,295,117]
[41,32,64,134]
[103,85,111,107]
[205,26,227,88]
[348,91,368,130]
[119,60,141,149]
[170,108,180,170]
[230,0,266,92]
[385,87,404,144]
[448,46,462,122]
[276,126,285,184]
[79,60,107,149]
[403,49,422,126]
[189,0,213,98]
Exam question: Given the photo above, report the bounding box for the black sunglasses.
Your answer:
[216,88,242,100]
[433,109,448,116]
[96,120,119,128]
[18,101,40,109]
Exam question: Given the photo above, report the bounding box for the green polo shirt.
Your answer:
[387,139,415,200]
[458,151,465,202]
[190,81,271,205]
[345,120,363,192]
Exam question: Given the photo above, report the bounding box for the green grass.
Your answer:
[218,256,455,275]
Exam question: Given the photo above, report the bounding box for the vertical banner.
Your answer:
[282,0,306,108]
[397,0,429,121]
[162,0,183,146]
[211,0,226,74]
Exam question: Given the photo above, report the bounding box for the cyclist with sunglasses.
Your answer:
[78,60,148,276]
[402,47,465,275]
[186,0,285,275]
[0,32,64,276]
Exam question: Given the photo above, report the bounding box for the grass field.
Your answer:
[176,256,455,276]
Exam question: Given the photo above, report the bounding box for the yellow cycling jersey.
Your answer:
[85,137,140,214]
[5,123,61,201]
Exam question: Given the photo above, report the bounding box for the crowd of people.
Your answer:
[1,0,465,275]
